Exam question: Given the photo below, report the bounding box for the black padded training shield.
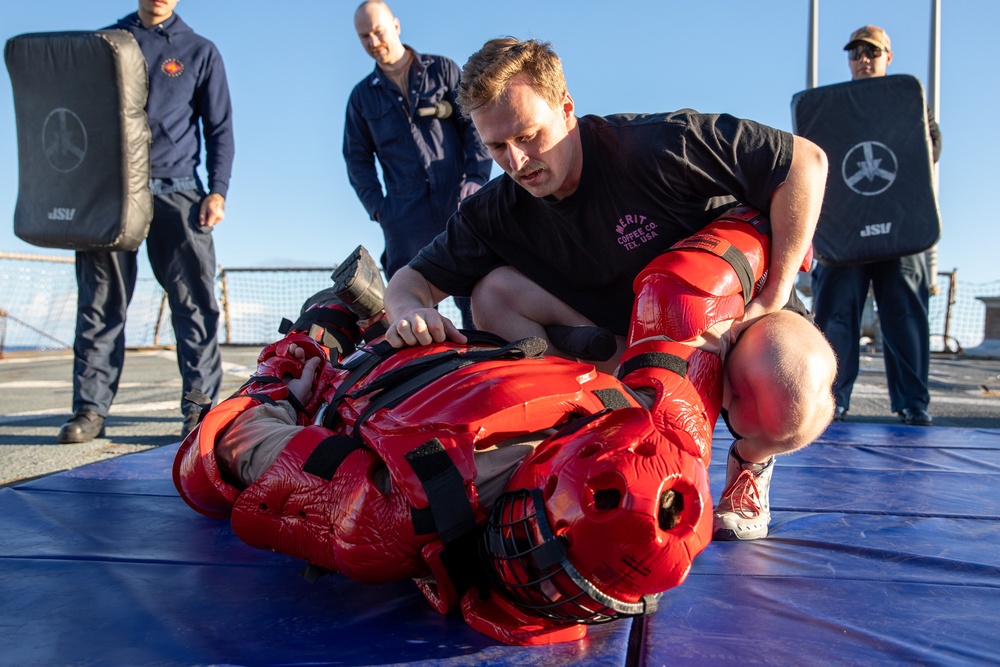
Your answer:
[791,74,940,265]
[5,30,152,251]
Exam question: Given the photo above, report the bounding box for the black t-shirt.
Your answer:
[410,111,793,334]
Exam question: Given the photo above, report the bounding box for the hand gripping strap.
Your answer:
[628,207,771,345]
[172,394,264,519]
[618,339,722,464]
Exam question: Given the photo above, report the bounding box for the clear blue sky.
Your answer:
[3,1,998,284]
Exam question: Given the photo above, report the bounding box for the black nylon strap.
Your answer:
[302,434,364,481]
[350,350,461,399]
[277,308,360,355]
[245,376,306,414]
[405,439,477,543]
[351,338,546,436]
[410,506,436,536]
[323,341,397,428]
[618,352,688,380]
[720,244,755,305]
[666,227,760,305]
[245,393,279,408]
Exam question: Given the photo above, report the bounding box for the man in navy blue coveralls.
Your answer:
[58,0,235,443]
[811,25,941,427]
[343,1,492,329]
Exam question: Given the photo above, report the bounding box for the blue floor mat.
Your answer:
[2,423,999,665]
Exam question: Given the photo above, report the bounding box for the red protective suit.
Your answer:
[172,206,777,645]
[173,330,649,579]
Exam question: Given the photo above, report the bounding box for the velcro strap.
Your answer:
[361,318,389,343]
[302,434,365,480]
[592,387,634,410]
[405,439,477,543]
[618,352,688,380]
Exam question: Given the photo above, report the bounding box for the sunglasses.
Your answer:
[849,44,886,60]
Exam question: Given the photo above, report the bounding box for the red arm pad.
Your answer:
[618,339,722,464]
[172,394,265,518]
[628,206,771,345]
[231,426,436,583]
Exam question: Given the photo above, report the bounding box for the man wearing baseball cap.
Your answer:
[844,25,893,78]
[811,25,942,427]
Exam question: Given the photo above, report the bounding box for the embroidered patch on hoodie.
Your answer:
[161,58,184,77]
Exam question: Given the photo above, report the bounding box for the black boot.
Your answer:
[57,409,106,444]
[331,245,388,340]
[331,245,386,320]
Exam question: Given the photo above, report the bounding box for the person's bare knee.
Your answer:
[472,266,585,335]
[471,267,523,331]
[471,266,625,371]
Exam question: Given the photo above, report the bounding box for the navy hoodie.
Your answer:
[111,12,235,197]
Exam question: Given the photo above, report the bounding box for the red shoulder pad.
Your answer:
[629,208,771,345]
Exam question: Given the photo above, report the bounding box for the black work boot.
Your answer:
[57,409,106,444]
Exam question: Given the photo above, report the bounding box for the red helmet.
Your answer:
[481,407,712,623]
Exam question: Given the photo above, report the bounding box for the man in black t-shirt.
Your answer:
[381,37,833,541]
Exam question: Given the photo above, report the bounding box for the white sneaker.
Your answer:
[712,442,774,541]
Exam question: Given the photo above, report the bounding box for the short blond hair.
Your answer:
[457,38,567,119]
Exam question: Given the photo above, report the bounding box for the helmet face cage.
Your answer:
[481,488,657,624]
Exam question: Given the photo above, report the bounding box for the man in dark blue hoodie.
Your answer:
[58,0,235,443]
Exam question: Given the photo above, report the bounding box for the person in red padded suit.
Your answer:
[173,208,834,645]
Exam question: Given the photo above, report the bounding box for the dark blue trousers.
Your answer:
[380,195,474,330]
[812,253,930,413]
[72,189,222,416]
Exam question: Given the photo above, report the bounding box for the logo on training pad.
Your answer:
[860,222,892,237]
[842,141,898,196]
[42,108,87,173]
[47,207,76,221]
[616,213,658,251]
[161,58,184,77]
